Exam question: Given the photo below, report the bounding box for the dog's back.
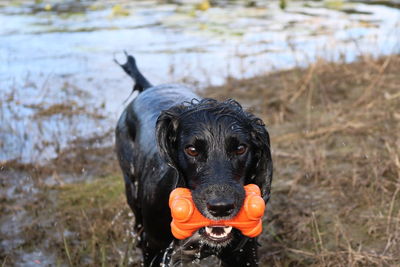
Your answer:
[115,53,198,172]
[115,54,198,157]
[128,85,198,156]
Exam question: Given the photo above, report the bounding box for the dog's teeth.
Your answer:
[223,226,232,234]
[210,232,227,238]
[205,226,231,239]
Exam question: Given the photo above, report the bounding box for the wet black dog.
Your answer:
[115,54,273,266]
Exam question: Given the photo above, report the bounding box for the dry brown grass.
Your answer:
[205,55,400,266]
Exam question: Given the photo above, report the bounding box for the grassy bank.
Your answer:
[1,55,399,266]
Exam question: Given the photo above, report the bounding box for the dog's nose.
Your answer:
[206,199,235,217]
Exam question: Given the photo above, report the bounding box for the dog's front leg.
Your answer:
[219,238,259,267]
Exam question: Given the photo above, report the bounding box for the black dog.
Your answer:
[115,54,273,266]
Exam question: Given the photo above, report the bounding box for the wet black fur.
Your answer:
[115,54,273,266]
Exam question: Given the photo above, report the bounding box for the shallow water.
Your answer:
[1,0,399,163]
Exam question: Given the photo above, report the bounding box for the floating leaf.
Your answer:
[196,0,211,11]
[324,0,344,10]
[111,4,130,17]
[44,4,52,11]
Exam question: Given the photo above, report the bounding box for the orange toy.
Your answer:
[169,184,266,240]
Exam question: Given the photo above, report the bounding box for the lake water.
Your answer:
[1,0,399,163]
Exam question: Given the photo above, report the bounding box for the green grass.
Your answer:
[50,175,140,266]
[58,175,124,210]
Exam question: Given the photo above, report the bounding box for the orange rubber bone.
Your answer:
[169,184,265,240]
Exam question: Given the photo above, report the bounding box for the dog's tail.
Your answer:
[114,51,153,93]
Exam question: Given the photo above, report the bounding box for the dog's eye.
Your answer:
[185,146,199,157]
[235,144,247,155]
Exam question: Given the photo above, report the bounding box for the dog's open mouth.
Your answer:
[200,226,233,242]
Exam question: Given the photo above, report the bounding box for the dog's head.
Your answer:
[156,99,272,246]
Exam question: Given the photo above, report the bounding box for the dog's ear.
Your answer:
[248,118,273,203]
[156,106,184,168]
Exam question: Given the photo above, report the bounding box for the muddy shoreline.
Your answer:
[1,54,400,266]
